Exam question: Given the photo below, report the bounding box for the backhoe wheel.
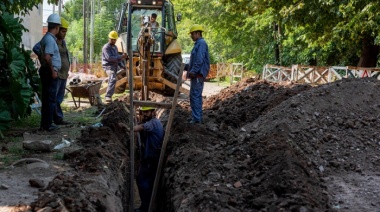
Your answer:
[163,53,182,95]
[165,53,182,82]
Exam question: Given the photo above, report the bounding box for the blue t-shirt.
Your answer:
[40,32,61,70]
[142,118,164,159]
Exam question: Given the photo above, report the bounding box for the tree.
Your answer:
[220,0,380,67]
[64,0,124,64]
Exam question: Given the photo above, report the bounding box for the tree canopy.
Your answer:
[171,0,380,71]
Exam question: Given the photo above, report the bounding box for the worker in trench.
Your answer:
[133,106,164,212]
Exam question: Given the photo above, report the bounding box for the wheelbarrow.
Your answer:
[68,80,102,108]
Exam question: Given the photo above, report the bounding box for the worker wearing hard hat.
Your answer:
[53,17,71,125]
[186,24,210,124]
[33,17,71,127]
[133,106,164,212]
[102,31,128,103]
[38,13,62,131]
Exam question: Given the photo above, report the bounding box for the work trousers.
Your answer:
[54,78,67,123]
[39,67,58,129]
[190,77,204,122]
[136,158,159,211]
[105,70,117,98]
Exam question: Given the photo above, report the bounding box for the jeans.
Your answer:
[190,77,204,122]
[39,67,58,129]
[105,70,116,98]
[136,158,159,211]
[54,78,67,123]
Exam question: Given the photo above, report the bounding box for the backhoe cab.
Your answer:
[115,0,188,100]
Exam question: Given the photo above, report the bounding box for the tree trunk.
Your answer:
[273,22,280,65]
[357,37,379,67]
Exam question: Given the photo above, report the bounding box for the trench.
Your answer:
[29,100,175,211]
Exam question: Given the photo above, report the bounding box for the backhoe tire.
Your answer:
[164,53,182,95]
[164,53,182,82]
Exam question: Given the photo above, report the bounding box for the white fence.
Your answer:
[216,63,244,85]
[263,64,380,84]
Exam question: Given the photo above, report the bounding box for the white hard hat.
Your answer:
[47,14,61,25]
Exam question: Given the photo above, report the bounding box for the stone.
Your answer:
[27,162,50,170]
[234,181,242,188]
[23,140,53,152]
[29,179,45,188]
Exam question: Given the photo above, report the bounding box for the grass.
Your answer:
[10,111,40,128]
[0,142,26,168]
[0,95,104,168]
[53,152,65,160]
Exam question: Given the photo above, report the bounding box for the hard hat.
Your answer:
[189,24,205,34]
[47,14,61,25]
[140,106,155,111]
[60,17,69,29]
[108,31,118,39]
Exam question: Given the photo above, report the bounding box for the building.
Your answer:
[18,4,43,51]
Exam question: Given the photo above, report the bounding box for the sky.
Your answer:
[43,0,64,23]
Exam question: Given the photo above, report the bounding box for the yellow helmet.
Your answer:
[189,24,205,34]
[60,17,69,29]
[140,106,155,111]
[108,31,118,39]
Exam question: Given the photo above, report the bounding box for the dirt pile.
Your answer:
[29,77,380,211]
[161,78,380,211]
[30,102,131,211]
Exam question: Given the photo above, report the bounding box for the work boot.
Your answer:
[40,124,60,132]
[55,120,71,125]
[105,97,112,103]
[189,119,202,124]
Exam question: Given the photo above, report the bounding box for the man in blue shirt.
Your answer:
[102,31,128,102]
[38,14,62,131]
[186,24,210,124]
[134,106,164,212]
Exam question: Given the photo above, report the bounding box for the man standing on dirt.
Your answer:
[133,106,164,212]
[38,14,62,131]
[102,30,128,103]
[53,17,71,125]
[186,24,210,124]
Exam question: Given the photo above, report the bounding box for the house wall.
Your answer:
[19,4,43,50]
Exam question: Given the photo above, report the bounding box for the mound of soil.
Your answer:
[28,77,380,211]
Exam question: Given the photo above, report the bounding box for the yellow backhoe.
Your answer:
[113,0,189,100]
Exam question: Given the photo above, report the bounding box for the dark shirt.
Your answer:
[142,118,164,159]
[102,43,124,71]
[189,37,210,78]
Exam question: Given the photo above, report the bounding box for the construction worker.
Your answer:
[53,17,71,125]
[133,106,164,212]
[150,13,159,28]
[38,13,62,131]
[186,24,210,124]
[102,31,128,103]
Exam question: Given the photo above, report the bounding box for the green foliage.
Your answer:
[171,0,380,71]
[0,1,44,139]
[52,0,380,73]
[64,0,123,64]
